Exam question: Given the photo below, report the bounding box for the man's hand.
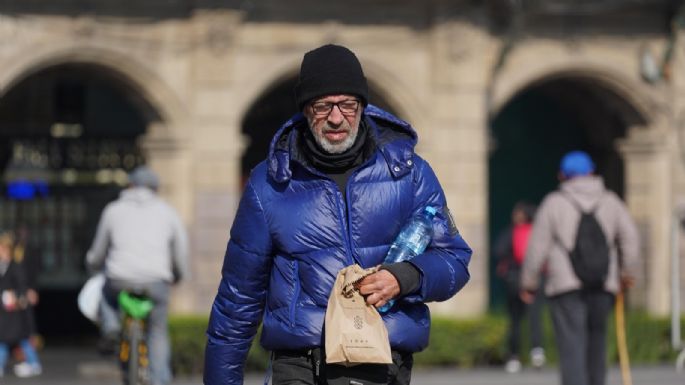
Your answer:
[356,270,401,308]
[26,289,39,306]
[620,275,636,291]
[519,289,536,305]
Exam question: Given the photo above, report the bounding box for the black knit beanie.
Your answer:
[294,44,369,111]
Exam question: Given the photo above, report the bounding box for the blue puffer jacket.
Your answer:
[204,105,472,385]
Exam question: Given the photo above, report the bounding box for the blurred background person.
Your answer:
[86,166,190,385]
[520,151,640,385]
[494,201,545,373]
[0,230,42,378]
[11,224,42,363]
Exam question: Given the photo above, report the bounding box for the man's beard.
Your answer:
[308,119,359,154]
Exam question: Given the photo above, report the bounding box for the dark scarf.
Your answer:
[301,120,369,173]
[300,120,373,199]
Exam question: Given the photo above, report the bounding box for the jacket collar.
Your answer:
[267,105,418,183]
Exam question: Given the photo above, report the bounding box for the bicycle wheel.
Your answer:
[119,318,131,384]
[127,320,141,385]
[137,322,150,385]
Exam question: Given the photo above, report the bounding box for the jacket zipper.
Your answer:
[289,262,300,327]
[341,151,379,267]
[333,186,356,266]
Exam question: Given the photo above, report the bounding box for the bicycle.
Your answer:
[117,290,154,385]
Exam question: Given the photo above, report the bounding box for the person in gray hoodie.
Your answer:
[87,166,189,385]
[520,151,640,385]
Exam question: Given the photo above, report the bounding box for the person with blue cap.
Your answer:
[86,165,189,385]
[559,150,597,179]
[519,151,641,385]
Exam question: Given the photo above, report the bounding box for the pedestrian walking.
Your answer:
[12,225,42,364]
[204,44,472,385]
[520,151,641,385]
[494,201,545,373]
[0,230,42,378]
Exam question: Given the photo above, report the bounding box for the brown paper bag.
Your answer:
[324,264,392,366]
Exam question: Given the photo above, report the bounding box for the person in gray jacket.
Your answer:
[520,151,640,385]
[87,166,190,385]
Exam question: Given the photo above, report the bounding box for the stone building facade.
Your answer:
[0,1,682,321]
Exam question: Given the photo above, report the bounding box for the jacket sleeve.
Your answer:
[404,158,472,303]
[204,180,273,385]
[86,205,112,273]
[611,195,640,279]
[520,195,555,291]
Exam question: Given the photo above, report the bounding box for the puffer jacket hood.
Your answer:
[204,105,471,385]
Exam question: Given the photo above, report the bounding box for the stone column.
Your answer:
[423,20,493,317]
[620,127,673,316]
[140,122,196,313]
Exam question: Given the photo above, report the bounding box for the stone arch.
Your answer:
[0,45,197,334]
[233,56,302,126]
[0,43,193,221]
[0,43,187,136]
[360,59,424,126]
[489,67,651,201]
[490,65,656,126]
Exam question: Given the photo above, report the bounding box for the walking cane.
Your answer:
[615,291,632,385]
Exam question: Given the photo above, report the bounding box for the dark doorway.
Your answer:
[488,76,646,309]
[240,76,400,186]
[0,63,159,339]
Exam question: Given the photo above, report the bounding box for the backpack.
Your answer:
[561,193,610,289]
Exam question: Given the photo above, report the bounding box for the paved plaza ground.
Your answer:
[2,347,683,385]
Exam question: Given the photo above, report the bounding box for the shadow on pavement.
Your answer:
[2,347,684,385]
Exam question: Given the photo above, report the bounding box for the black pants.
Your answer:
[272,349,413,385]
[549,290,615,385]
[506,283,544,358]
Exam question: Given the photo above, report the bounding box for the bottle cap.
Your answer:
[424,206,437,216]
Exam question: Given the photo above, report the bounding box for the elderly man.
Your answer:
[204,44,472,385]
[520,151,640,385]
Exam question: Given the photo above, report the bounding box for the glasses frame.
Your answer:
[309,99,361,117]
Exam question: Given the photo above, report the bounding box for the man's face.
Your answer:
[304,94,363,154]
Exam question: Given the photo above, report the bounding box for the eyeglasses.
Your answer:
[310,99,360,117]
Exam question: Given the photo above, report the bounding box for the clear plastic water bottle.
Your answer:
[378,205,437,313]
